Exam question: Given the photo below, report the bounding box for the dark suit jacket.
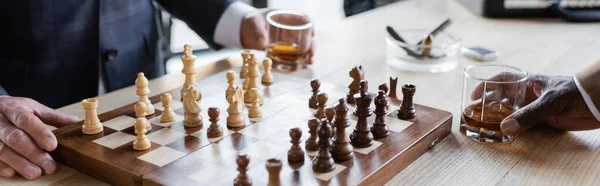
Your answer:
[0,0,234,108]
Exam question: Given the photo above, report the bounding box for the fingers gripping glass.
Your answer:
[461,65,528,143]
[266,10,313,71]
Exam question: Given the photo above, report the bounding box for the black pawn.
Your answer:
[371,91,389,139]
[314,92,328,119]
[234,153,251,186]
[305,118,320,152]
[288,127,305,163]
[309,79,320,109]
[312,120,335,173]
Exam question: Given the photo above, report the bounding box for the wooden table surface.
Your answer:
[3,0,600,185]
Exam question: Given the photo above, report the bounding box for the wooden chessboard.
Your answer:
[50,70,452,186]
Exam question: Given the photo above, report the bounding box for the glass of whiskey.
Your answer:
[266,10,313,71]
[461,65,528,143]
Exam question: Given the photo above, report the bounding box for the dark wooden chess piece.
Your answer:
[305,118,320,152]
[266,158,282,186]
[378,83,389,95]
[207,107,224,138]
[371,91,389,139]
[325,107,336,137]
[378,83,390,110]
[309,79,320,109]
[287,127,305,163]
[330,98,354,162]
[346,66,364,104]
[389,77,398,99]
[314,92,328,119]
[234,153,252,186]
[350,80,374,148]
[312,120,335,173]
[398,84,416,119]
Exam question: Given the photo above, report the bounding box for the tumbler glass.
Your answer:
[266,10,313,70]
[461,65,528,143]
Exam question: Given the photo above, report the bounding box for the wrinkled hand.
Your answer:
[473,74,600,136]
[240,10,314,63]
[0,96,78,179]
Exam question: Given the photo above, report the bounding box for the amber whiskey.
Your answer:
[460,101,514,142]
[267,42,310,70]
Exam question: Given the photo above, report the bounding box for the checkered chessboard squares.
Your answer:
[147,128,187,145]
[240,141,286,159]
[188,162,238,185]
[93,131,136,149]
[137,146,187,167]
[103,115,136,131]
[189,143,238,163]
[238,120,294,140]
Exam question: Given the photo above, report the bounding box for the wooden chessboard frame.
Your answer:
[51,71,452,186]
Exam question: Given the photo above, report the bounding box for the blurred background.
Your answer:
[161,0,600,73]
[161,0,402,73]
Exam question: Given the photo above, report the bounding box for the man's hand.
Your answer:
[240,10,269,50]
[0,96,78,179]
[473,75,600,136]
[240,10,314,62]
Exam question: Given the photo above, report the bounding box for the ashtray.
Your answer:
[386,29,461,73]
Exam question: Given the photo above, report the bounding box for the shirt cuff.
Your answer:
[574,76,600,121]
[213,2,256,48]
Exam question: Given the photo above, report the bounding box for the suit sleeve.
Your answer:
[0,85,7,96]
[574,60,600,121]
[155,0,236,49]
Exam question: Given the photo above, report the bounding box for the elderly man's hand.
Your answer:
[473,74,600,136]
[0,96,78,179]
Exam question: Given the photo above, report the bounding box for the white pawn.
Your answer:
[248,88,262,118]
[81,98,103,135]
[135,72,155,116]
[133,117,151,150]
[160,93,176,123]
[134,102,152,131]
[226,71,237,98]
[262,58,274,85]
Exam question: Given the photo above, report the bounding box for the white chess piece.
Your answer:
[81,98,103,135]
[181,44,202,101]
[248,88,262,118]
[135,72,155,116]
[227,87,245,127]
[183,85,202,127]
[134,102,152,131]
[262,58,274,85]
[133,117,151,150]
[244,55,263,104]
[160,93,176,123]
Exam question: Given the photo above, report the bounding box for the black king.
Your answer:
[349,80,374,148]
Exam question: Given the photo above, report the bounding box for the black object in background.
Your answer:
[344,0,375,17]
[457,0,600,22]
